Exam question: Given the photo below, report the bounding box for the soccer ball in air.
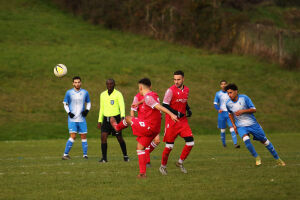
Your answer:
[54,64,67,77]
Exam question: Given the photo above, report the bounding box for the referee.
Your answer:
[97,79,129,163]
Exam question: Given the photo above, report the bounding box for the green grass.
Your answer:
[0,0,300,140]
[0,134,299,200]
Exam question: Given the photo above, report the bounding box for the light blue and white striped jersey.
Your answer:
[226,94,257,127]
[214,90,230,111]
[63,88,91,122]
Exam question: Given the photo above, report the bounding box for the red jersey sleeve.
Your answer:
[131,96,139,111]
[163,89,173,105]
[145,95,159,108]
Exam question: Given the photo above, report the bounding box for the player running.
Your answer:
[130,92,160,168]
[159,70,194,175]
[225,83,285,166]
[214,80,240,148]
[111,78,178,178]
[62,76,91,160]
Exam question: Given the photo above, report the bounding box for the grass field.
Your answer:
[0,0,300,140]
[1,134,299,200]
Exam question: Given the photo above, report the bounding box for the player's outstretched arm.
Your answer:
[155,104,179,122]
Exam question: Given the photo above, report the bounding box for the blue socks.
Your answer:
[264,140,279,159]
[64,138,74,155]
[230,131,237,145]
[220,130,226,146]
[244,139,258,158]
[81,139,88,156]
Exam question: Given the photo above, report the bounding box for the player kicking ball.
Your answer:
[160,70,194,175]
[62,76,91,160]
[111,78,178,178]
[225,83,285,166]
[130,92,160,168]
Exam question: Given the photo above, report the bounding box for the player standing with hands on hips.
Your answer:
[97,79,129,163]
[225,83,285,166]
[62,76,91,160]
[159,70,194,175]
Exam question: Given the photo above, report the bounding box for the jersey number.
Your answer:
[139,122,145,127]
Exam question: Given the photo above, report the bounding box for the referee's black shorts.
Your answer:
[101,115,122,136]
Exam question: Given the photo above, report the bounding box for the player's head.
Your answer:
[173,70,184,88]
[225,83,238,101]
[220,80,227,91]
[106,79,115,91]
[138,78,151,94]
[72,76,81,90]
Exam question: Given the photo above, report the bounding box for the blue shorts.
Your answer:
[237,123,267,141]
[217,111,233,129]
[68,121,87,134]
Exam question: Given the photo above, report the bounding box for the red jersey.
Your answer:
[131,93,144,117]
[163,85,189,124]
[140,91,162,133]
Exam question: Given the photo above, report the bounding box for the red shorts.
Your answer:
[131,118,159,147]
[163,119,193,143]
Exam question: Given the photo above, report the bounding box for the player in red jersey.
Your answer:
[159,70,194,175]
[130,92,160,168]
[111,78,178,178]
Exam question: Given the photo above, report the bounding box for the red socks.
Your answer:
[137,150,146,174]
[116,119,128,131]
[161,147,172,166]
[179,145,193,161]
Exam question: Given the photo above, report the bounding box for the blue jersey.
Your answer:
[63,88,91,122]
[214,90,230,111]
[226,94,257,127]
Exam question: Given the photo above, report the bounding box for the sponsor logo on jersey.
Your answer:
[176,99,187,103]
[111,100,114,105]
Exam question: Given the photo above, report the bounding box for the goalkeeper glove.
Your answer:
[82,110,89,117]
[68,112,75,118]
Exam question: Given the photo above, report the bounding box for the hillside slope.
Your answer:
[0,0,299,140]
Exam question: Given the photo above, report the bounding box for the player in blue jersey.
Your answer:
[214,80,240,148]
[225,83,285,166]
[62,76,91,160]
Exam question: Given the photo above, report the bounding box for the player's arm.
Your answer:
[63,91,75,118]
[155,104,179,122]
[229,113,238,135]
[97,93,104,129]
[235,96,256,116]
[118,92,126,119]
[186,103,192,117]
[162,89,184,118]
[213,93,221,113]
[235,108,256,116]
[130,96,139,117]
[82,92,91,117]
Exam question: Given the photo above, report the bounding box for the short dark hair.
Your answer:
[106,78,115,84]
[138,78,151,87]
[73,76,81,82]
[225,83,238,91]
[174,70,184,77]
[220,80,227,84]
